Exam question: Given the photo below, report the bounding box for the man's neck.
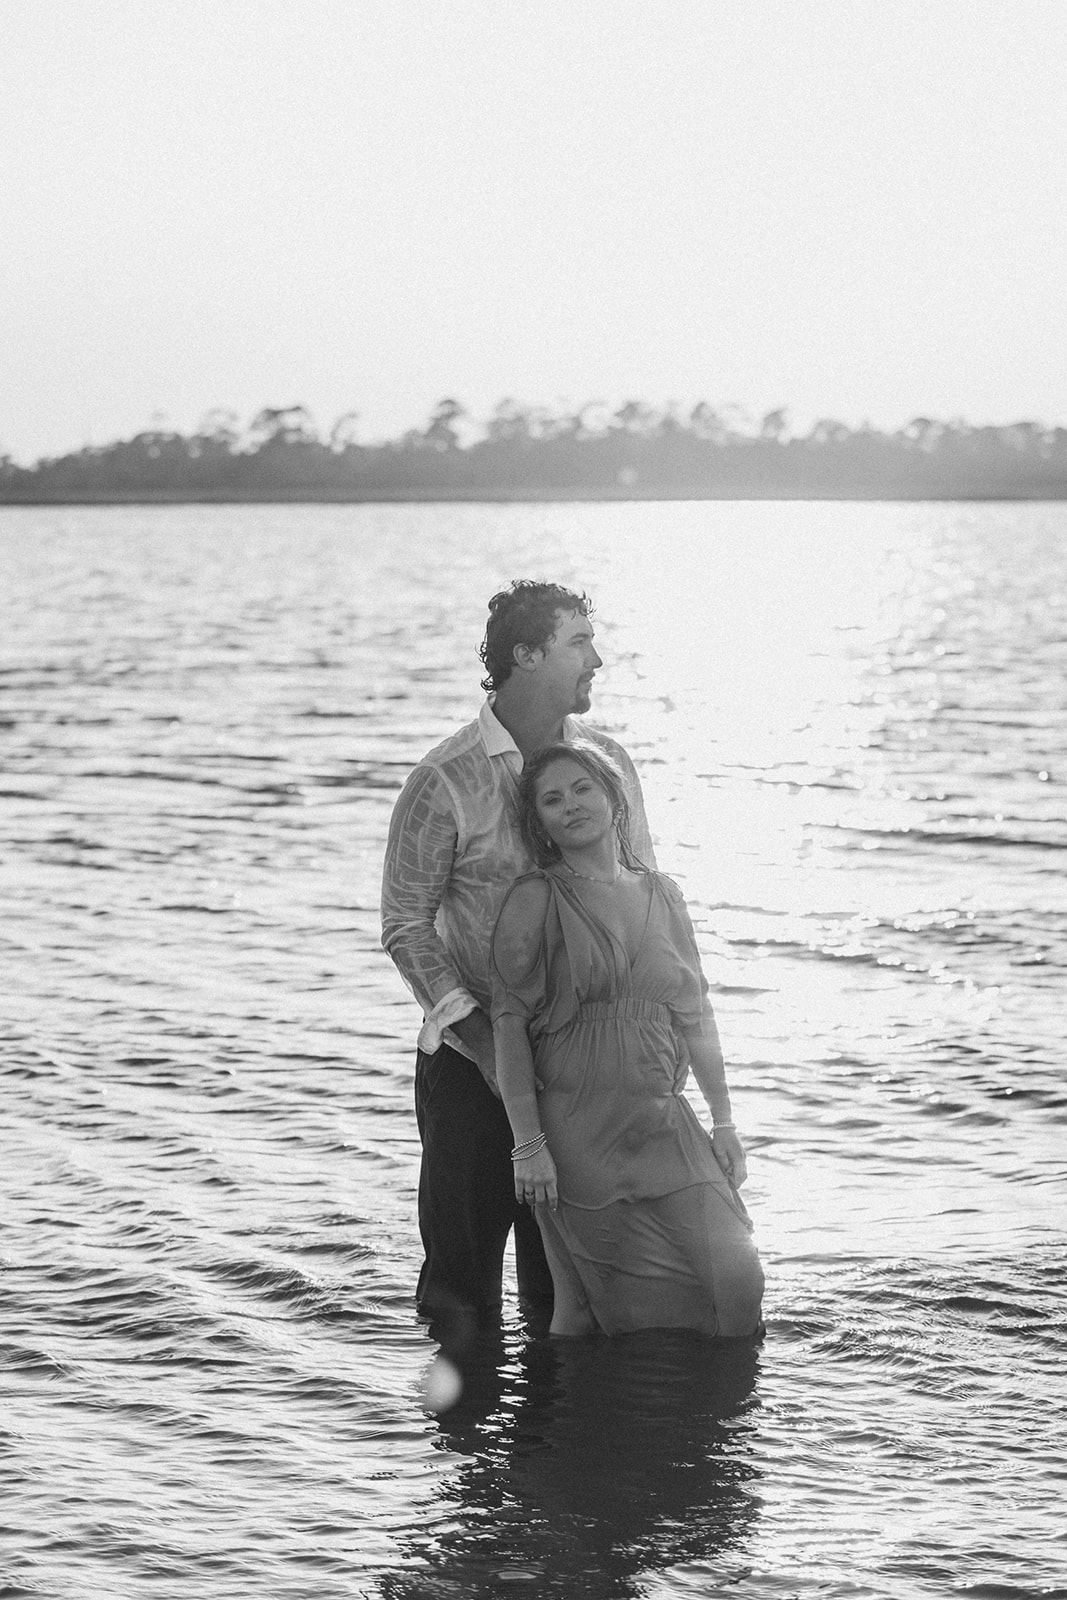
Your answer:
[490,688,568,764]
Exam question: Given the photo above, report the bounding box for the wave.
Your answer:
[827,822,1067,852]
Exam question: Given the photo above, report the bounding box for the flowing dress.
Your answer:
[491,866,762,1337]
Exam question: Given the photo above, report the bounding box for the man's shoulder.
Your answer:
[418,714,484,771]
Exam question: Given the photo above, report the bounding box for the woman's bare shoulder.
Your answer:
[493,873,552,984]
[498,871,552,928]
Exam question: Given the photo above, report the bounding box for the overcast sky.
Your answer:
[3,0,1066,462]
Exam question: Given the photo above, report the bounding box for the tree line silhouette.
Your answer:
[4,399,1067,501]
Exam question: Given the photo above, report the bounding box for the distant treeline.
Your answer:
[5,399,1067,501]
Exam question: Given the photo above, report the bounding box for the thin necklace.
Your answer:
[562,858,622,884]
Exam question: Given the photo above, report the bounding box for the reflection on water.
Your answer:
[0,501,1064,1599]
[385,1328,761,1600]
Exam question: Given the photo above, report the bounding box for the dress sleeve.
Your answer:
[658,874,709,1029]
[489,875,551,1025]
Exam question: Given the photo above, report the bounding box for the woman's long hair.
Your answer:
[517,741,646,870]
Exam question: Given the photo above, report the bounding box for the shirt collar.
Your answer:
[480,697,583,760]
[479,696,520,759]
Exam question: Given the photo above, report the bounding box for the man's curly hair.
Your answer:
[479,580,593,693]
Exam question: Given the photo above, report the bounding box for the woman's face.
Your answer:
[532,757,614,852]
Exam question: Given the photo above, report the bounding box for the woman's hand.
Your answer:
[514,1146,558,1211]
[711,1127,748,1188]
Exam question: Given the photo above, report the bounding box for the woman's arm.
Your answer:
[681,998,748,1187]
[490,875,558,1209]
[493,1013,558,1210]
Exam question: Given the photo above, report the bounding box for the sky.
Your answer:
[2,0,1067,463]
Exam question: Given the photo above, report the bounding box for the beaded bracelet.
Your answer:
[512,1133,547,1160]
[712,1121,736,1131]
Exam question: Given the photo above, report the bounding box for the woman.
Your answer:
[491,742,764,1338]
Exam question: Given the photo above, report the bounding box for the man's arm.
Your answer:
[380,763,499,1088]
[381,762,469,1016]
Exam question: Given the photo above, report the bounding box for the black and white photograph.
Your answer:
[1,4,1064,1597]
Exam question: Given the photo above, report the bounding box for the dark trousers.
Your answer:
[414,1042,553,1317]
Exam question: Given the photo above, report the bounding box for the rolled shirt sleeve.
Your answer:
[416,986,479,1054]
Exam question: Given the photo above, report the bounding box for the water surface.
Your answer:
[1,501,1064,1599]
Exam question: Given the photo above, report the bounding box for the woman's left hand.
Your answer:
[711,1127,748,1188]
[514,1145,558,1211]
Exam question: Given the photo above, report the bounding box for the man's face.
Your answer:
[532,609,603,715]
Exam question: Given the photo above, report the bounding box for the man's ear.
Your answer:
[512,642,542,674]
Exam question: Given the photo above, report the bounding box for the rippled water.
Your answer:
[1,501,1064,1600]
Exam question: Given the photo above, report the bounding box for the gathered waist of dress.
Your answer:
[571,998,674,1027]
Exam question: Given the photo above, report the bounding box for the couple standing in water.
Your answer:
[381,580,763,1340]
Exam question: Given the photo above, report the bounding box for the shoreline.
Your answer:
[2,487,1065,507]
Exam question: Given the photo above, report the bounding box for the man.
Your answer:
[381,579,656,1322]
